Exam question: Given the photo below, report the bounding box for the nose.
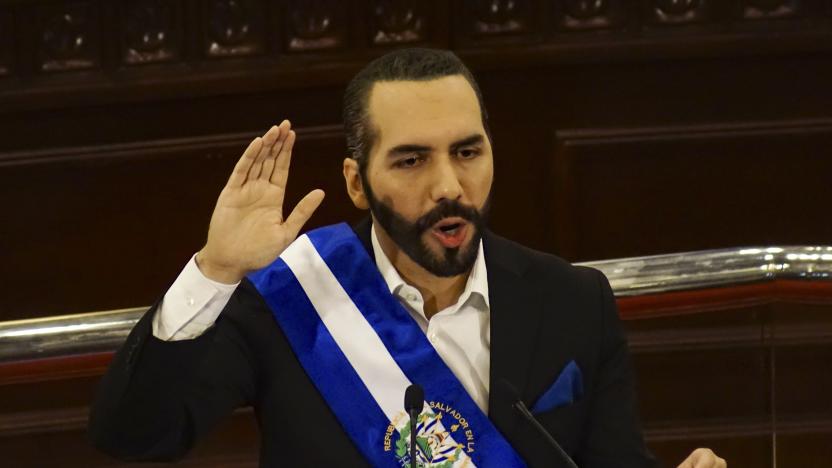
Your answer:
[429,154,463,202]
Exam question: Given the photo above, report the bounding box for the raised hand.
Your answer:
[677,448,727,468]
[197,120,325,283]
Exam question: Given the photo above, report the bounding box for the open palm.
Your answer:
[198,120,325,283]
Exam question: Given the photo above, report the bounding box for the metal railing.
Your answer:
[1,246,830,363]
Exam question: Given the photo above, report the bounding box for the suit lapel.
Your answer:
[484,233,545,431]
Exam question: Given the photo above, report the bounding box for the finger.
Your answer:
[227,137,263,187]
[717,457,727,468]
[690,449,715,468]
[270,128,296,188]
[251,124,281,179]
[248,125,281,181]
[260,120,290,181]
[283,189,325,238]
[696,454,722,468]
[677,454,696,468]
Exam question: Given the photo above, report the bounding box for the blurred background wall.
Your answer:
[1,0,831,466]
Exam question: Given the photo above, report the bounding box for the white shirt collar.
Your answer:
[370,222,490,317]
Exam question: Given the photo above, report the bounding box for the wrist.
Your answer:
[195,250,245,284]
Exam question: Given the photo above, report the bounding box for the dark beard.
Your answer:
[363,180,491,277]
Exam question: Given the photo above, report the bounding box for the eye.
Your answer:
[394,154,424,168]
[457,147,481,159]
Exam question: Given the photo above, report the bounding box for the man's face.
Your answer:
[360,75,494,277]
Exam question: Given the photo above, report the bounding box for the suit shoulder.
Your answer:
[484,231,605,286]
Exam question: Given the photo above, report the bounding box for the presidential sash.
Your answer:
[248,223,526,467]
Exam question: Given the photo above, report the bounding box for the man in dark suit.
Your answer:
[90,48,725,467]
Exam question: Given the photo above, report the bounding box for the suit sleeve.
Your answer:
[579,270,657,468]
[88,287,257,462]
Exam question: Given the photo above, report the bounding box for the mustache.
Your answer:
[413,200,483,233]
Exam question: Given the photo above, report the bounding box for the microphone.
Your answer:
[404,384,424,468]
[497,379,579,468]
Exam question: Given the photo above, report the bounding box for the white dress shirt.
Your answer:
[152,224,492,411]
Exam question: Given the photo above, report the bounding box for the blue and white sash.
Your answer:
[248,223,526,467]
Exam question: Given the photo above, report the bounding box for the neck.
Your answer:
[374,223,469,319]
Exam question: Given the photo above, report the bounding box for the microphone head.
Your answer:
[404,384,424,414]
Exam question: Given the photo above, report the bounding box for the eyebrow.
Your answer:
[449,134,484,153]
[387,144,432,157]
[386,134,485,158]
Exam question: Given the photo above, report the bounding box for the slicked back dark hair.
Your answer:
[343,48,489,175]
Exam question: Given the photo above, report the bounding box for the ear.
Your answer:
[343,157,369,210]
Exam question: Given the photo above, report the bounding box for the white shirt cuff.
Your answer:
[152,253,240,341]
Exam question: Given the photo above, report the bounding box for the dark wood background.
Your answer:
[1,0,831,466]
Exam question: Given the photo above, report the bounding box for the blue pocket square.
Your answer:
[530,360,584,414]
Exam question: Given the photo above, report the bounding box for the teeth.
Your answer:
[439,223,460,232]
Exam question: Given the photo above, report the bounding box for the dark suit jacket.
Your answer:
[89,220,656,467]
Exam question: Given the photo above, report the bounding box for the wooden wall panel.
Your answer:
[778,433,832,468]
[774,346,832,417]
[633,347,771,421]
[623,300,832,468]
[1,127,355,319]
[0,410,260,467]
[552,121,832,261]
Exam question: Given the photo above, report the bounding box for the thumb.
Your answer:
[283,189,325,238]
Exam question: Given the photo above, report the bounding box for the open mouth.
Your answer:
[431,218,468,248]
[438,222,462,235]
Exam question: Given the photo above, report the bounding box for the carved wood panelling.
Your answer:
[35,2,100,73]
[741,0,802,20]
[553,0,628,31]
[453,0,535,48]
[203,0,266,57]
[470,0,534,36]
[122,0,182,64]
[646,0,710,25]
[369,0,429,45]
[0,0,827,102]
[0,10,11,77]
[284,0,347,52]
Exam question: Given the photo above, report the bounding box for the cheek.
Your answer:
[464,161,494,201]
[393,195,426,222]
[481,167,494,192]
[368,176,425,219]
[372,169,430,206]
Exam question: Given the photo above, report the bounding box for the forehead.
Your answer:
[366,75,484,146]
